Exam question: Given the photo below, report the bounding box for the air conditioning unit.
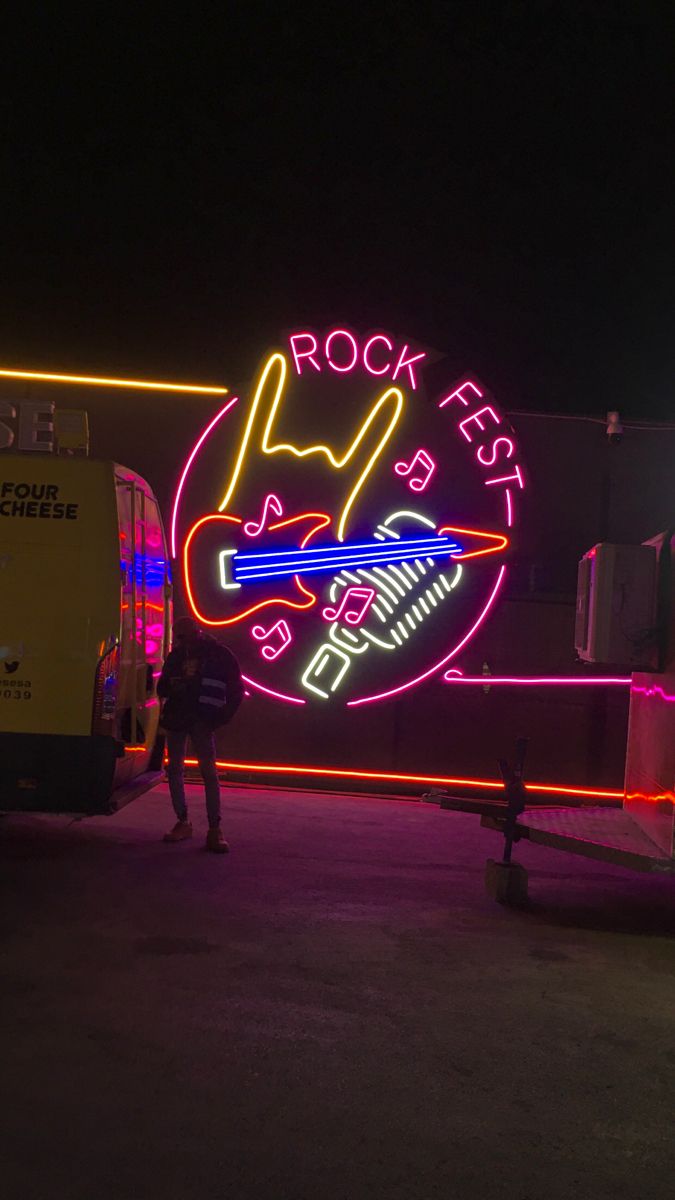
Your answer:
[575,542,658,667]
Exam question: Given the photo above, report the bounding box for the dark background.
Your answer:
[1,3,674,419]
[1,3,674,791]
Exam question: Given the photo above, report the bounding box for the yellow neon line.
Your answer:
[0,367,227,395]
[218,352,404,540]
[331,390,403,541]
[219,353,286,513]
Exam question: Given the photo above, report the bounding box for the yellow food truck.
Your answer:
[0,433,172,814]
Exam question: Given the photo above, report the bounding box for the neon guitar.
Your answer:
[184,509,508,627]
[218,533,465,587]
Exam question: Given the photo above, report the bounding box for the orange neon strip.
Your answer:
[437,525,509,561]
[0,367,227,395]
[625,791,675,804]
[182,758,623,800]
[122,602,165,612]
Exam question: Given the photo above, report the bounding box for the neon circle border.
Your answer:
[172,361,515,707]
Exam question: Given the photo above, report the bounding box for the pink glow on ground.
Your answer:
[170,396,238,557]
[348,566,507,706]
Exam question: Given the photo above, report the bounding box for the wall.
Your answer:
[2,375,673,794]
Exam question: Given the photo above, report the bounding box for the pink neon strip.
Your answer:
[393,448,436,492]
[363,334,393,376]
[250,618,293,661]
[289,332,321,374]
[438,380,482,409]
[476,436,515,467]
[631,683,675,703]
[505,489,513,527]
[348,566,506,706]
[325,328,359,373]
[458,405,500,443]
[243,493,283,537]
[170,397,238,557]
[241,673,306,705]
[443,675,631,686]
[485,464,525,489]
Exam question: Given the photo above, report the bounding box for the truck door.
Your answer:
[116,476,170,755]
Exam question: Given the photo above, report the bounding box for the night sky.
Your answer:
[1,4,674,417]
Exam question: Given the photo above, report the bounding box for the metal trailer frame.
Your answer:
[440,738,675,905]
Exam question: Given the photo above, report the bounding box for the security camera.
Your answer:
[606,411,623,444]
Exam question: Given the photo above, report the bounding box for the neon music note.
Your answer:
[243,493,284,537]
[394,449,436,492]
[322,586,376,626]
[251,618,292,660]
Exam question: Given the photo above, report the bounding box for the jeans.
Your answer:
[166,723,221,828]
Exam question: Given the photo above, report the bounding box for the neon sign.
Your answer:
[173,327,526,706]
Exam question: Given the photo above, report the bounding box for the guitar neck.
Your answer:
[233,535,462,582]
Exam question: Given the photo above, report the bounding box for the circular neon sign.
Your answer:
[173,328,525,706]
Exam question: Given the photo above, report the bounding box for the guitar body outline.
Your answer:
[183,510,332,626]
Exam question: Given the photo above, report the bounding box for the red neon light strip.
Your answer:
[183,757,623,800]
[626,791,675,804]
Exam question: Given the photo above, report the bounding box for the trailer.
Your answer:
[442,530,675,903]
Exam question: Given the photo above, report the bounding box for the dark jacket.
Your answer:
[157,633,243,732]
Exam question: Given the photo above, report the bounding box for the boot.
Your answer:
[206,827,229,853]
[163,821,193,843]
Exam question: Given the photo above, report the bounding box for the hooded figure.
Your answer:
[157,616,243,852]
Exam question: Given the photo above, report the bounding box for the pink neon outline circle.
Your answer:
[174,362,516,707]
[170,396,239,558]
[443,674,631,686]
[241,673,306,705]
[347,565,506,706]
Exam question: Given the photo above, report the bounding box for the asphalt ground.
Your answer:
[2,782,675,1199]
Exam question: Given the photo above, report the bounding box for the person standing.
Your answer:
[157,616,243,852]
